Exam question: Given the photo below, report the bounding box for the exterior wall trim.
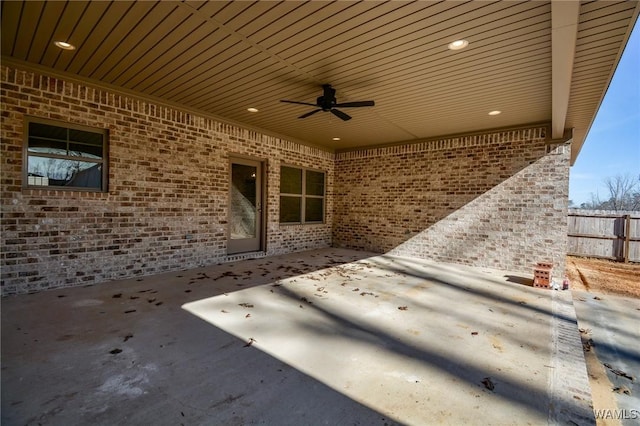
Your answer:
[336,126,549,160]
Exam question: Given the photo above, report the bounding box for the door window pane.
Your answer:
[230,164,257,239]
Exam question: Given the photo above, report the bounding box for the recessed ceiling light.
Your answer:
[247,107,259,113]
[54,41,75,50]
[447,39,469,51]
[332,137,341,141]
[488,110,502,116]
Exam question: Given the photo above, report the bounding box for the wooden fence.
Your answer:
[567,209,640,262]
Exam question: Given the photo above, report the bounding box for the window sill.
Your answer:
[279,222,326,226]
[22,187,109,198]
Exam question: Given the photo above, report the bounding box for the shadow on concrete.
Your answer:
[504,275,534,287]
[2,249,599,424]
[273,285,552,418]
[378,255,576,325]
[181,251,593,423]
[1,249,399,425]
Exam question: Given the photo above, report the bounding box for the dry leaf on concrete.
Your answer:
[481,377,495,391]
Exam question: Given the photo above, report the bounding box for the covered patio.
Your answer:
[1,248,593,425]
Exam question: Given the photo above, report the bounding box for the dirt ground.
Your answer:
[565,256,640,299]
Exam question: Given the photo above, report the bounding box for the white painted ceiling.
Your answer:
[1,1,638,162]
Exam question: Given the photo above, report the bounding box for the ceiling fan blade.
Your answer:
[334,100,375,108]
[299,109,321,119]
[281,100,317,107]
[331,108,351,121]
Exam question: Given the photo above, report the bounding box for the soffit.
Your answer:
[565,1,639,163]
[1,1,638,161]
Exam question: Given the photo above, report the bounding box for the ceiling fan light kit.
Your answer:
[280,84,375,121]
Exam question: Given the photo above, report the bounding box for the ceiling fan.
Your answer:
[280,84,375,121]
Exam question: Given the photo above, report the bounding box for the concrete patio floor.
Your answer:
[573,291,640,425]
[1,248,594,425]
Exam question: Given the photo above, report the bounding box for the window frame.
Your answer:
[279,164,326,225]
[23,116,109,192]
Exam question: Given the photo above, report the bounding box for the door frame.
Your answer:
[227,155,266,255]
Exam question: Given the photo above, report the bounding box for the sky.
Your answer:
[569,21,640,206]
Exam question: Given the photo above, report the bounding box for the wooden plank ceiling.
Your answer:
[1,0,638,161]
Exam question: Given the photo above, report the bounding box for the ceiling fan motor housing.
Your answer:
[319,85,337,110]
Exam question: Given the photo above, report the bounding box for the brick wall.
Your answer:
[1,66,333,295]
[334,128,570,278]
[1,65,571,295]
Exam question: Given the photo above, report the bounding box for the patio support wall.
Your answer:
[1,65,572,295]
[333,127,570,279]
[0,66,333,295]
